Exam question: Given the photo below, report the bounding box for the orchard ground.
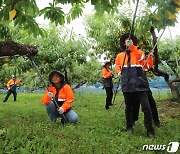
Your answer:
[0,92,179,153]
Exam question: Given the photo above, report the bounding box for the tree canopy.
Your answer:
[0,0,180,38]
[0,0,180,98]
[0,24,101,89]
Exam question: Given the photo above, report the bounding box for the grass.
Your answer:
[0,92,179,154]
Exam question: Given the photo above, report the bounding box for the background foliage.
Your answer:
[0,0,180,97]
[0,24,101,89]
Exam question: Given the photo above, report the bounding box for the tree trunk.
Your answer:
[150,26,179,99]
[169,80,180,99]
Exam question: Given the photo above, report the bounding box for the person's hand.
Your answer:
[125,39,133,48]
[148,50,154,57]
[117,72,121,78]
[57,107,64,114]
[47,92,53,98]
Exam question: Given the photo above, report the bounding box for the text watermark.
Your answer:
[142,142,179,153]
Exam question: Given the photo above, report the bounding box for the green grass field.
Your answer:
[0,92,179,154]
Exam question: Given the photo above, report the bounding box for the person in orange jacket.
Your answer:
[102,61,113,110]
[3,75,21,102]
[115,33,155,138]
[41,70,78,124]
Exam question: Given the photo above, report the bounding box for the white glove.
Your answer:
[117,72,121,78]
[57,107,64,114]
[125,39,133,47]
[47,92,53,98]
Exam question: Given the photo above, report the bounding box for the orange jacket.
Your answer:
[41,84,74,112]
[102,68,113,87]
[115,45,153,74]
[115,45,153,92]
[7,79,21,89]
[102,68,112,78]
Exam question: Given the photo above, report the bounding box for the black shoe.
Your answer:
[126,128,133,134]
[147,131,155,138]
[105,106,109,110]
[154,121,160,128]
[61,118,66,124]
[3,100,6,103]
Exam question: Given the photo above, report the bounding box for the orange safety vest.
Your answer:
[102,68,113,88]
[102,68,112,78]
[7,79,21,89]
[115,45,153,92]
[41,84,74,112]
[115,45,153,74]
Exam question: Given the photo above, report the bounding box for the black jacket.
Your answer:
[121,66,149,92]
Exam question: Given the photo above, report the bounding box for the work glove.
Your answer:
[57,107,64,114]
[125,39,133,48]
[117,72,122,79]
[47,92,53,98]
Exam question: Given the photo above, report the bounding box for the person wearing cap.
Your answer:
[41,71,78,124]
[115,33,155,138]
[102,61,113,110]
[3,75,21,102]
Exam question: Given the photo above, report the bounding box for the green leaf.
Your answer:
[66,15,71,24]
[91,0,97,5]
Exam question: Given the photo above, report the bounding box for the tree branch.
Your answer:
[150,26,169,82]
[0,40,38,57]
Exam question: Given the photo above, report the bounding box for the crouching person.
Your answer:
[41,71,78,124]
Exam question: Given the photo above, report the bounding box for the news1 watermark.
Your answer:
[142,142,179,153]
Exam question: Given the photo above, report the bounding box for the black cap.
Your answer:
[48,71,64,83]
[120,33,138,51]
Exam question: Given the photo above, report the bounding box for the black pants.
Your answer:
[3,90,17,102]
[105,87,113,109]
[133,90,160,123]
[123,91,154,133]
